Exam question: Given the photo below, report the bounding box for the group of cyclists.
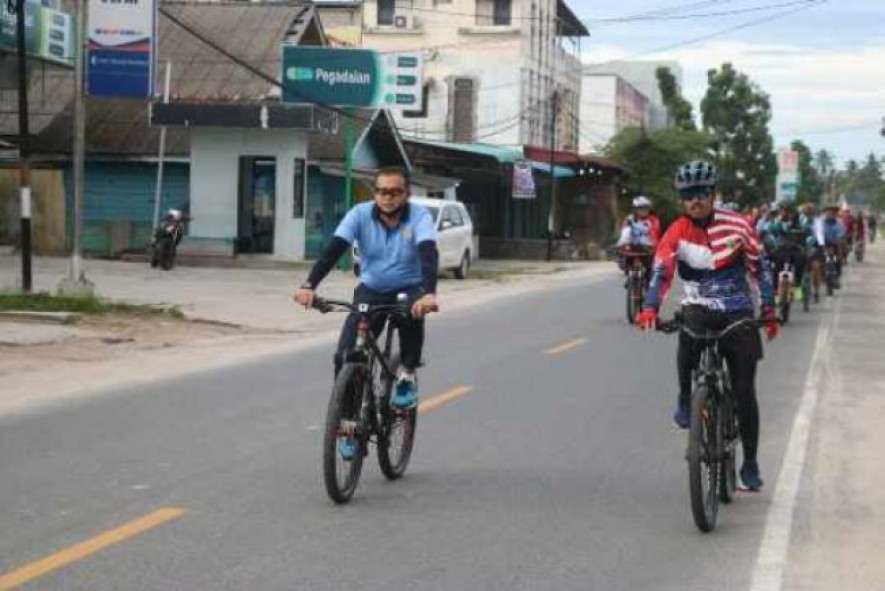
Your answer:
[293,160,873,505]
[619,160,875,493]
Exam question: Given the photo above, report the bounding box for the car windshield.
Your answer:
[424,206,440,222]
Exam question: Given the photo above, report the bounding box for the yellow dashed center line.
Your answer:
[0,507,187,590]
[544,338,588,355]
[418,385,473,414]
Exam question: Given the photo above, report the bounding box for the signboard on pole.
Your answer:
[281,46,423,108]
[0,0,76,67]
[87,0,156,98]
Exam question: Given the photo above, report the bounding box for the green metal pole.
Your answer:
[338,108,355,271]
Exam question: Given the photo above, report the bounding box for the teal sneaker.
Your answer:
[392,375,418,410]
[740,459,764,491]
[338,439,358,461]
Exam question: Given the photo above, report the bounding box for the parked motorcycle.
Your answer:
[150,209,187,270]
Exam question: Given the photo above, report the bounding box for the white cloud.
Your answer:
[581,39,885,162]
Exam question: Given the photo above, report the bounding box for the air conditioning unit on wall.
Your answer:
[393,12,415,29]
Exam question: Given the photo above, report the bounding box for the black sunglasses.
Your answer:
[374,187,407,197]
[680,192,712,202]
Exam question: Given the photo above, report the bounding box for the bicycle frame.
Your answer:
[314,297,410,443]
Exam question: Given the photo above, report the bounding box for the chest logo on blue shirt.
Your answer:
[402,227,413,241]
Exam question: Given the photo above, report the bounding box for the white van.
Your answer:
[354,197,475,279]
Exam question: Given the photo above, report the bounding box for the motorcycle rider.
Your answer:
[636,160,777,491]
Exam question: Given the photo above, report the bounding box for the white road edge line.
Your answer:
[749,291,843,591]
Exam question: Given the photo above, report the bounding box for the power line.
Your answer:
[584,0,829,71]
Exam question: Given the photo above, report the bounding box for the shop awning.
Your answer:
[530,161,576,179]
[316,162,461,191]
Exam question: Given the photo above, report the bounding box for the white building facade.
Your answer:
[346,0,588,151]
[589,60,684,132]
[578,74,650,154]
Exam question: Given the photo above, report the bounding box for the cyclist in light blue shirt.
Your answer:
[295,167,439,410]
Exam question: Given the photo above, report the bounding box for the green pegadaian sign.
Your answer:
[281,46,422,108]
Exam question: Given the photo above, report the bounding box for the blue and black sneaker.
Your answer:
[672,402,690,430]
[392,375,418,410]
[338,439,358,461]
[740,459,764,491]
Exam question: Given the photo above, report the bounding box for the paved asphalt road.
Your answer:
[0,274,823,590]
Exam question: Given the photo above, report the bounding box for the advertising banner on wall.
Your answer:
[281,46,422,109]
[0,0,76,67]
[87,0,156,98]
[512,160,537,199]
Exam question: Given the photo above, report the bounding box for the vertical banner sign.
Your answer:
[87,0,156,98]
[776,148,800,202]
[512,160,537,199]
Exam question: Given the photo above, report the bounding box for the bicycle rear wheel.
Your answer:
[377,355,418,480]
[688,382,721,532]
[802,275,811,312]
[323,364,368,504]
[779,281,791,324]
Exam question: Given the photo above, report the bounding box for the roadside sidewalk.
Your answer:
[0,254,614,414]
[781,241,885,590]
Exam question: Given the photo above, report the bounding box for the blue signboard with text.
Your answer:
[86,0,156,98]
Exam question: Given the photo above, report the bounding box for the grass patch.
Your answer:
[0,292,183,319]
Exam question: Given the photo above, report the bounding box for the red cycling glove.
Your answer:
[635,308,658,331]
[763,307,779,341]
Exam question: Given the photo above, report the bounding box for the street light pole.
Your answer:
[13,0,32,292]
[546,90,559,262]
[59,0,94,295]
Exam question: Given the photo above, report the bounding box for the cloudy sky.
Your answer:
[572,0,883,165]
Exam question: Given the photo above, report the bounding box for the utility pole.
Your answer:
[546,89,559,262]
[60,0,94,295]
[13,0,31,292]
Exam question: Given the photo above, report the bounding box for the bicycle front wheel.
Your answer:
[323,364,368,504]
[377,355,418,480]
[687,383,721,532]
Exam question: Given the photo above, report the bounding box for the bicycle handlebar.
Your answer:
[655,314,779,340]
[311,296,438,317]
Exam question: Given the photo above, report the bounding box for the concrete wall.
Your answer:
[0,168,66,254]
[190,128,308,261]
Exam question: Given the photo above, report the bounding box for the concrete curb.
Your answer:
[0,310,81,324]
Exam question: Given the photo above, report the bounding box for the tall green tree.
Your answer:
[700,63,777,206]
[790,140,824,204]
[656,67,696,131]
[605,126,711,224]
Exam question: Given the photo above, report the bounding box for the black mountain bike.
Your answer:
[312,296,418,504]
[657,314,770,532]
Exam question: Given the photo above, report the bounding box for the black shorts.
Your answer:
[680,305,763,362]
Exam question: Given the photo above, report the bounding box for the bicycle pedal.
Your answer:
[338,420,358,437]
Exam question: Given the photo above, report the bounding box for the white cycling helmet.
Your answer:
[632,196,652,208]
[675,160,717,190]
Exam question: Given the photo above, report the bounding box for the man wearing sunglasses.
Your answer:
[295,167,439,409]
[635,160,777,491]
